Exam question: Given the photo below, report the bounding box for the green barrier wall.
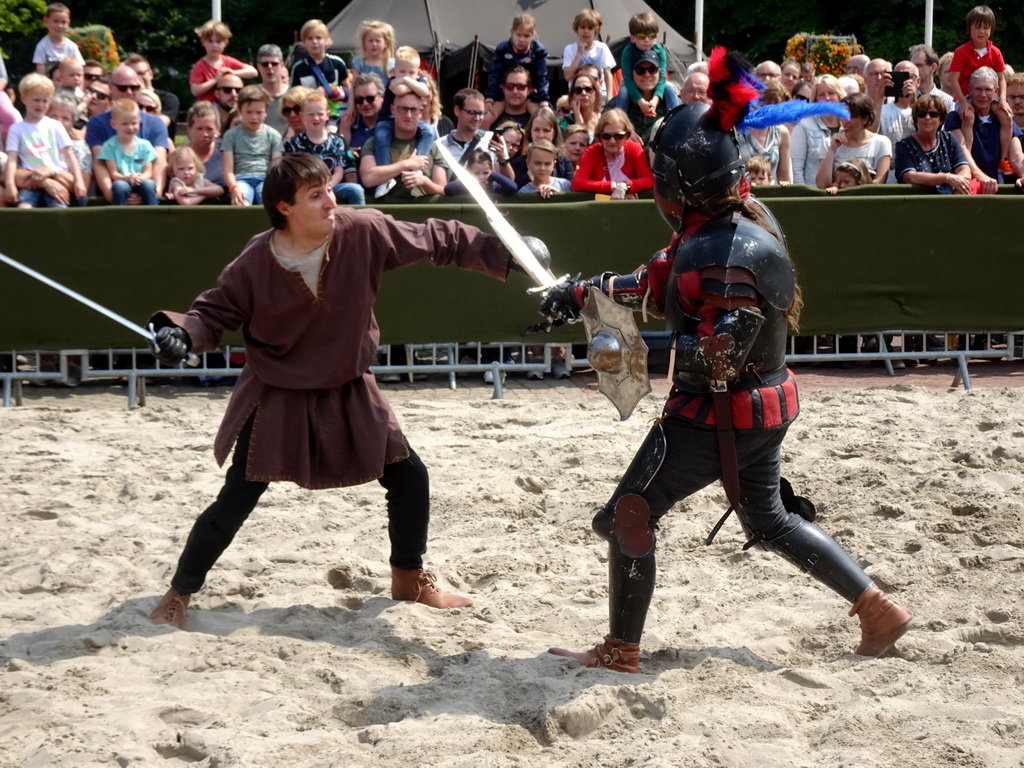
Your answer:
[1,195,1022,349]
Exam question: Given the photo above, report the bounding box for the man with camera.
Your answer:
[879,61,921,179]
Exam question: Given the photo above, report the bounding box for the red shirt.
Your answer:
[190,55,250,102]
[570,140,654,195]
[950,40,1005,98]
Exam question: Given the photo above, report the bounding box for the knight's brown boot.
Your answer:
[391,567,473,608]
[150,588,191,629]
[549,636,641,673]
[849,583,912,657]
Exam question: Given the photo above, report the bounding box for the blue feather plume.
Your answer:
[739,101,849,132]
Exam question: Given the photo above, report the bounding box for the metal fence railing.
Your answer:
[3,331,1020,407]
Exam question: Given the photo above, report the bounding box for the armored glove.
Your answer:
[151,326,191,366]
[539,277,587,325]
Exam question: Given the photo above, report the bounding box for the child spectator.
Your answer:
[948,5,1013,173]
[443,148,517,197]
[351,20,396,82]
[285,91,364,205]
[562,123,591,170]
[562,9,616,102]
[98,98,159,206]
[825,157,870,194]
[222,85,284,206]
[744,155,772,186]
[167,146,223,205]
[4,73,84,208]
[190,20,257,102]
[615,13,680,116]
[510,107,574,187]
[53,57,85,99]
[485,13,550,124]
[373,46,436,169]
[47,91,90,198]
[33,3,83,75]
[518,139,571,197]
[290,19,349,121]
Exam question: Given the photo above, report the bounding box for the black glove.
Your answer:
[539,277,586,325]
[151,326,191,366]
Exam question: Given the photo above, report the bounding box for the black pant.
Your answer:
[170,414,430,595]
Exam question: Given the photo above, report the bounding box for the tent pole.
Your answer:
[469,35,479,88]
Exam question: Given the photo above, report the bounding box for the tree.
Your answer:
[646,1,1021,68]
[0,0,46,61]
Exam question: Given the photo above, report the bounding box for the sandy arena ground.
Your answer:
[2,362,1023,767]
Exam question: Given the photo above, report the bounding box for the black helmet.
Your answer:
[649,102,744,218]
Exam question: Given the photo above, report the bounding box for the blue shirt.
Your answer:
[86,110,170,152]
[485,39,549,103]
[945,110,1023,179]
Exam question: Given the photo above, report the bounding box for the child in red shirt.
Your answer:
[949,5,1013,172]
[189,20,257,103]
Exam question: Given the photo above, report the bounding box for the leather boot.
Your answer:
[849,583,912,657]
[390,567,473,608]
[548,636,641,673]
[150,588,191,628]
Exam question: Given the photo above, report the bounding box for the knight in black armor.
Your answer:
[540,49,911,673]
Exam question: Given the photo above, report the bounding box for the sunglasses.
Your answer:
[633,33,658,41]
[87,88,110,100]
[258,60,281,67]
[84,72,103,82]
[793,93,809,102]
[572,85,594,95]
[281,105,301,115]
[395,105,422,114]
[461,108,488,117]
[140,105,159,114]
[599,131,628,141]
[353,94,379,105]
[634,65,658,75]
[504,82,529,91]
[219,86,241,94]
[113,83,141,92]
[917,110,942,118]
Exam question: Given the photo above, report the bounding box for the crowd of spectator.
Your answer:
[2,3,1022,209]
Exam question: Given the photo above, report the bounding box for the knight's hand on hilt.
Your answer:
[539,276,585,325]
[151,326,191,366]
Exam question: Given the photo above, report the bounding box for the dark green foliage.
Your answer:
[647,1,1021,69]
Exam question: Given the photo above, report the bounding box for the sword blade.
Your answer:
[0,251,155,342]
[435,141,561,289]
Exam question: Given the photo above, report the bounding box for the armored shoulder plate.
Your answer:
[675,213,795,311]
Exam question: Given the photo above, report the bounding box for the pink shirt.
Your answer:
[190,55,249,102]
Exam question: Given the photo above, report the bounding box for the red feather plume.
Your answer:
[707,46,762,131]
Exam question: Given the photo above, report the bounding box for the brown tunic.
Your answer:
[152,207,511,489]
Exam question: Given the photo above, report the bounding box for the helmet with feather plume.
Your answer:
[649,48,849,230]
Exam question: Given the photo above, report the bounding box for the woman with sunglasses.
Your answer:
[893,94,977,193]
[138,89,171,132]
[279,86,313,141]
[510,107,575,187]
[571,108,653,199]
[559,73,602,140]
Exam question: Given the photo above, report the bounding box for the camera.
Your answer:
[884,71,911,99]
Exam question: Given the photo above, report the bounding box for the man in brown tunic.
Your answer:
[148,153,519,628]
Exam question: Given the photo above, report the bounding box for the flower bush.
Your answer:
[785,33,862,78]
[68,25,120,70]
